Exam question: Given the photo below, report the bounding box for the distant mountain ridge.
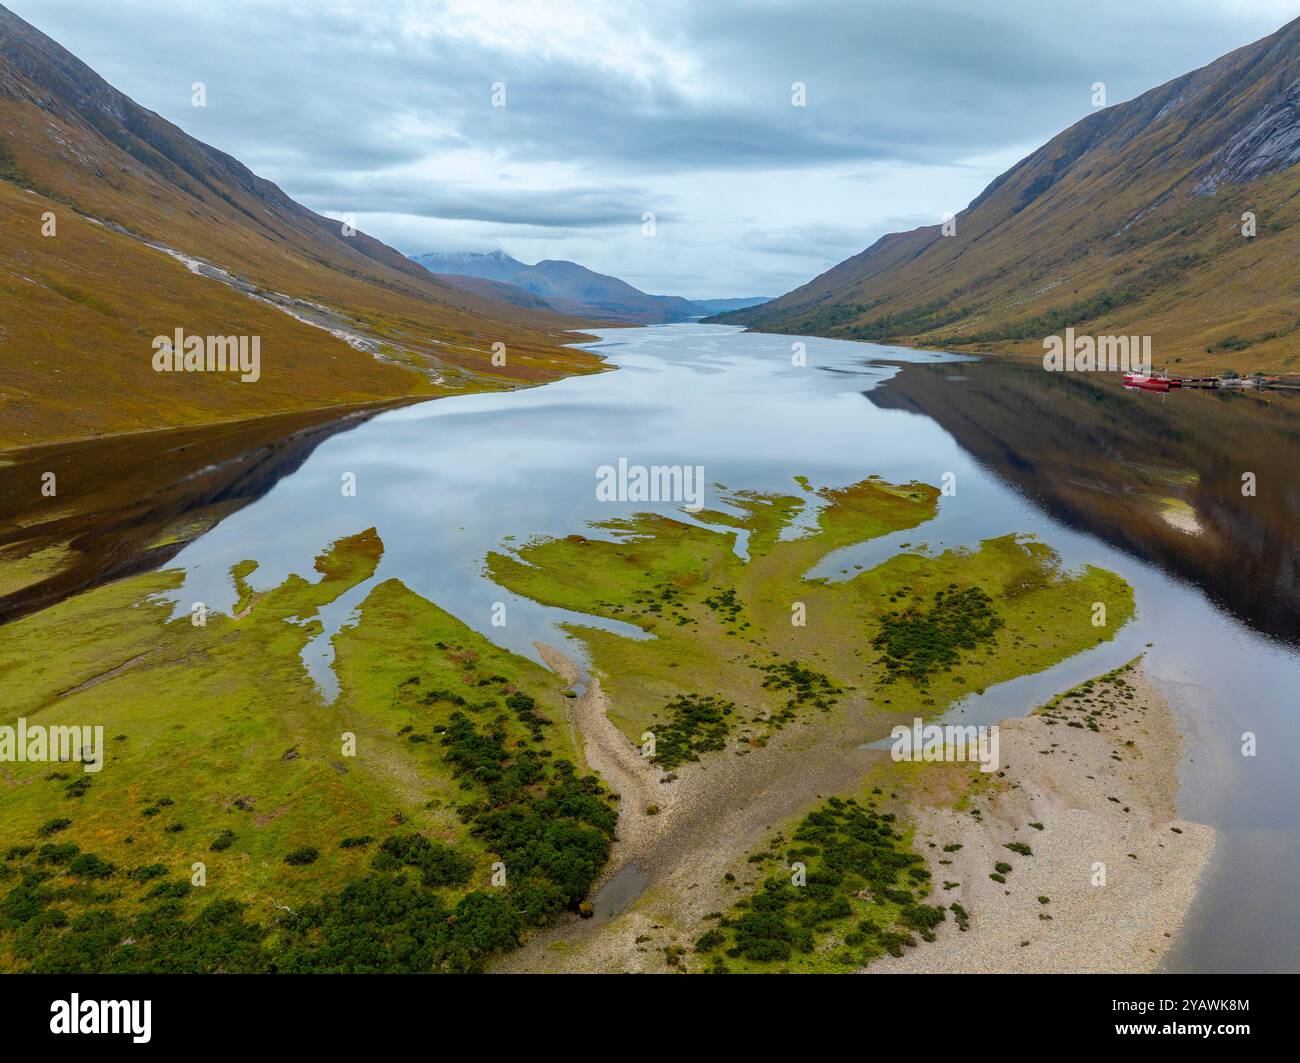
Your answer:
[414,250,524,283]
[410,250,707,324]
[712,16,1300,372]
[693,296,770,314]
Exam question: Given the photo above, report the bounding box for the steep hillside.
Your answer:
[0,5,604,448]
[411,250,704,323]
[714,17,1300,372]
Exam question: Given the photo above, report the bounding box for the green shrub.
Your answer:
[67,853,115,879]
[209,830,236,852]
[374,834,473,888]
[37,843,80,865]
[649,693,735,770]
[873,586,1003,684]
[64,778,92,799]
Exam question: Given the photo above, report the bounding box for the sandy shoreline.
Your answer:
[870,662,1213,973]
[533,642,669,864]
[501,649,1212,974]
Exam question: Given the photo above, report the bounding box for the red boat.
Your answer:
[1124,373,1172,392]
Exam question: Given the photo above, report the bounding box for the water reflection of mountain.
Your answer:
[868,361,1300,644]
[0,404,397,624]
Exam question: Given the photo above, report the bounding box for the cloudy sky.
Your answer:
[10,0,1297,298]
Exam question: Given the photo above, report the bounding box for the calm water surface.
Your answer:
[159,324,1300,972]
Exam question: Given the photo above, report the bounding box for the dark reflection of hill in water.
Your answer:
[0,404,394,624]
[868,361,1300,645]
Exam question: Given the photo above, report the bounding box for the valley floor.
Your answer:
[493,657,1212,974]
[0,468,1210,975]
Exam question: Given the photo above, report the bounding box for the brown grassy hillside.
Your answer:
[714,17,1300,373]
[0,4,606,449]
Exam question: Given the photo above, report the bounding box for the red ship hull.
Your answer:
[1124,374,1171,392]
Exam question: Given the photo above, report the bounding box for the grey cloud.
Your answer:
[741,222,900,259]
[23,0,1282,181]
[288,172,670,227]
[6,0,1289,295]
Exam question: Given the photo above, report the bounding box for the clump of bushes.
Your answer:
[649,694,735,770]
[67,853,114,879]
[439,710,614,920]
[209,830,236,852]
[694,796,945,969]
[373,834,472,888]
[901,903,947,941]
[37,843,79,866]
[505,692,551,741]
[754,660,842,716]
[64,778,92,799]
[703,587,742,623]
[873,585,1003,684]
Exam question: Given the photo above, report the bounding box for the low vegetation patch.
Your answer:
[649,694,735,770]
[0,702,614,973]
[873,585,1004,685]
[753,659,843,718]
[694,796,948,973]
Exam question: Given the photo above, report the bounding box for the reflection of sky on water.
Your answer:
[165,325,973,681]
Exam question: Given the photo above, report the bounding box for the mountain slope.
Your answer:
[424,271,566,314]
[714,17,1300,372]
[0,5,604,448]
[411,250,704,324]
